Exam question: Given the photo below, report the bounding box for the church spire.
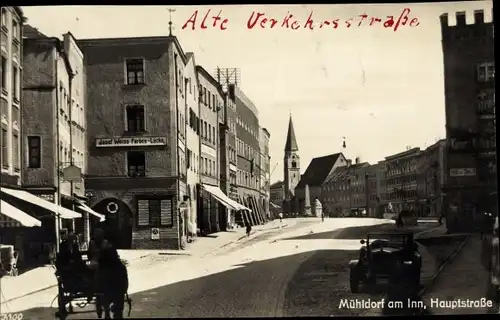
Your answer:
[284,114,299,152]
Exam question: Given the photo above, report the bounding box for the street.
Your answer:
[7,218,455,319]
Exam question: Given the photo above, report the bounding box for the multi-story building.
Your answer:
[440,9,496,231]
[322,158,377,217]
[270,180,284,208]
[259,127,271,219]
[417,139,447,217]
[183,52,200,238]
[230,83,264,225]
[282,115,300,214]
[1,7,24,189]
[298,152,346,216]
[385,147,421,214]
[22,27,89,235]
[196,65,224,234]
[78,36,190,250]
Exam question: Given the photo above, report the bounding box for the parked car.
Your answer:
[348,231,422,295]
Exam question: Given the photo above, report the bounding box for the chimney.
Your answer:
[347,159,352,166]
[355,157,360,164]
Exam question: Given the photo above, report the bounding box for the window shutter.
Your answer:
[160,199,173,226]
[137,199,150,226]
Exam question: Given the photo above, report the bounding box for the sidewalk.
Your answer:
[0,219,295,305]
[421,235,498,314]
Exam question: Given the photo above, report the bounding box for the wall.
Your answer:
[21,39,56,188]
[183,55,199,234]
[62,33,86,197]
[79,39,176,178]
[197,67,220,187]
[1,7,23,187]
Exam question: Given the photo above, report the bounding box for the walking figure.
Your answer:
[246,224,252,237]
[321,213,325,222]
[279,212,283,223]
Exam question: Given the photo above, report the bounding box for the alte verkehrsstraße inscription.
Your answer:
[182,8,420,32]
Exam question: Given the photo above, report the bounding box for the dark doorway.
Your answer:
[91,199,133,249]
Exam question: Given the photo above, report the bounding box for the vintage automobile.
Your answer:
[348,231,422,294]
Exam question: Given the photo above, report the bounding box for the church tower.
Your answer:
[283,115,300,208]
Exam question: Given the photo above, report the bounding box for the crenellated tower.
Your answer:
[440,8,496,232]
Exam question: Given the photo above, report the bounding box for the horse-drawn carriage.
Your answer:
[54,248,132,319]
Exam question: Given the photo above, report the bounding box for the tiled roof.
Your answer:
[324,162,371,183]
[296,153,342,188]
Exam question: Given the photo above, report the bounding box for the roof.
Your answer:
[296,153,342,188]
[23,24,48,39]
[77,36,188,65]
[284,115,298,151]
[324,162,370,184]
[23,35,73,75]
[196,65,225,97]
[270,181,283,189]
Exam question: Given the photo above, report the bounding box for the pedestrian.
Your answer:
[279,212,283,223]
[438,214,443,226]
[246,223,252,237]
[321,212,325,222]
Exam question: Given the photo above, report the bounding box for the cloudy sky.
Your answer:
[22,2,493,183]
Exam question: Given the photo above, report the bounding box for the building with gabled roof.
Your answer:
[295,152,347,215]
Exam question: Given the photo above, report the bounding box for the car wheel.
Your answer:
[350,269,360,293]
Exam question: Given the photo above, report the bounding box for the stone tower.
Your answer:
[283,115,300,213]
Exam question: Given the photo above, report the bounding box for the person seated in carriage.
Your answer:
[55,229,91,294]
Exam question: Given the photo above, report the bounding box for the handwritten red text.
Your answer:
[182,9,229,30]
[182,8,420,32]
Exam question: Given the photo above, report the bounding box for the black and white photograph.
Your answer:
[0,1,498,318]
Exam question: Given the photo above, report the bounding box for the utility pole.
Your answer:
[168,8,176,36]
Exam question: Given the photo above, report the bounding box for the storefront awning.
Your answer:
[0,200,42,227]
[270,202,281,209]
[0,187,82,219]
[76,201,106,222]
[202,184,252,212]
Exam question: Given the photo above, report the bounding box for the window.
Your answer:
[12,132,18,171]
[126,105,145,132]
[12,20,18,40]
[12,65,18,101]
[1,8,6,27]
[204,121,207,139]
[212,127,216,144]
[125,59,145,85]
[28,136,41,168]
[203,87,207,104]
[127,151,145,177]
[137,198,174,228]
[1,128,7,168]
[1,56,6,93]
[208,124,212,142]
[477,62,495,82]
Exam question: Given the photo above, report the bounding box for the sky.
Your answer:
[22,2,493,184]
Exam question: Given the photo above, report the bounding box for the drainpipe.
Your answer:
[55,52,61,254]
[68,70,76,234]
[174,54,182,249]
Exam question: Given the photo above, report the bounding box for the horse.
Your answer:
[94,243,131,319]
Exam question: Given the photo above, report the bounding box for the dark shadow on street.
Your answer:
[21,250,358,319]
[282,224,398,241]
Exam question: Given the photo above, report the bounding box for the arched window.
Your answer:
[291,161,297,168]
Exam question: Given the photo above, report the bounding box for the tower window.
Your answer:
[291,161,297,168]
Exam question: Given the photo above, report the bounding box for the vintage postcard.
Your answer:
[0,1,497,318]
